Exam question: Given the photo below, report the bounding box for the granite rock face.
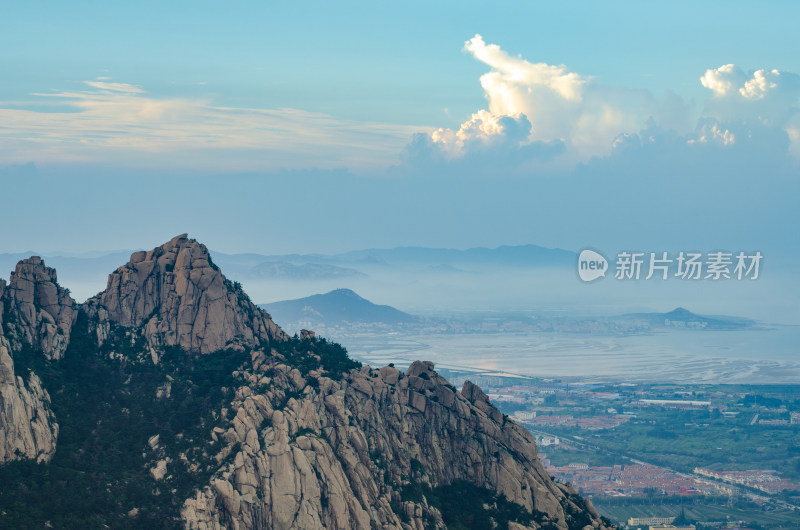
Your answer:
[1,257,76,360]
[86,234,286,355]
[181,359,610,530]
[0,263,64,464]
[0,331,58,463]
[0,236,610,529]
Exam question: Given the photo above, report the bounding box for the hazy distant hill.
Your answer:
[0,250,136,287]
[248,261,366,280]
[332,244,576,267]
[617,307,755,330]
[260,288,417,326]
[214,243,575,274]
[1,244,574,295]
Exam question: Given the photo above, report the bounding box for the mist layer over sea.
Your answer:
[340,325,800,384]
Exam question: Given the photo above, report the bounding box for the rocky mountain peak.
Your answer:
[181,356,610,529]
[0,238,613,529]
[1,256,76,360]
[0,258,62,464]
[87,234,286,355]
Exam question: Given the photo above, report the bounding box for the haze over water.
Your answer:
[342,325,800,384]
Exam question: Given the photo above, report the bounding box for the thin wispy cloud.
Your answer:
[81,81,145,93]
[0,79,424,171]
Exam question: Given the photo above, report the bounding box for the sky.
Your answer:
[1,1,799,259]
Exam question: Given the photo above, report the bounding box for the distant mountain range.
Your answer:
[260,288,417,327]
[1,244,575,288]
[327,244,576,266]
[616,307,755,330]
[247,261,365,280]
[214,244,575,279]
[0,251,133,284]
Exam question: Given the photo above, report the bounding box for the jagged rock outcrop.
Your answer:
[86,234,286,355]
[0,269,61,464]
[0,236,611,529]
[0,323,58,463]
[1,257,76,360]
[181,359,610,530]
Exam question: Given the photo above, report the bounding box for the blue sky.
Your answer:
[1,1,799,257]
[5,2,799,124]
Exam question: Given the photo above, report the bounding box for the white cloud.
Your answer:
[429,35,673,162]
[698,64,800,154]
[700,64,743,97]
[701,64,787,101]
[688,121,735,146]
[740,69,780,100]
[82,80,145,93]
[429,109,532,157]
[0,78,422,171]
[420,38,800,168]
[464,34,585,103]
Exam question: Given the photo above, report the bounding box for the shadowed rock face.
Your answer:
[1,257,76,361]
[0,306,58,463]
[86,234,286,355]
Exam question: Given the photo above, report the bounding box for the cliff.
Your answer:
[85,234,286,357]
[1,257,76,360]
[0,263,61,464]
[182,359,605,529]
[0,235,612,530]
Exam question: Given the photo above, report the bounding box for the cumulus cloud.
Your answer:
[698,64,800,154]
[701,64,790,101]
[428,110,532,157]
[0,79,422,171]
[419,35,682,165]
[406,36,800,174]
[690,121,736,146]
[464,34,585,103]
[402,110,564,176]
[700,64,800,120]
[740,69,781,100]
[700,64,743,97]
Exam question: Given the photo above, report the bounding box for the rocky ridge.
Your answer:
[0,235,612,529]
[182,358,607,530]
[1,257,76,360]
[0,269,59,464]
[85,234,286,357]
